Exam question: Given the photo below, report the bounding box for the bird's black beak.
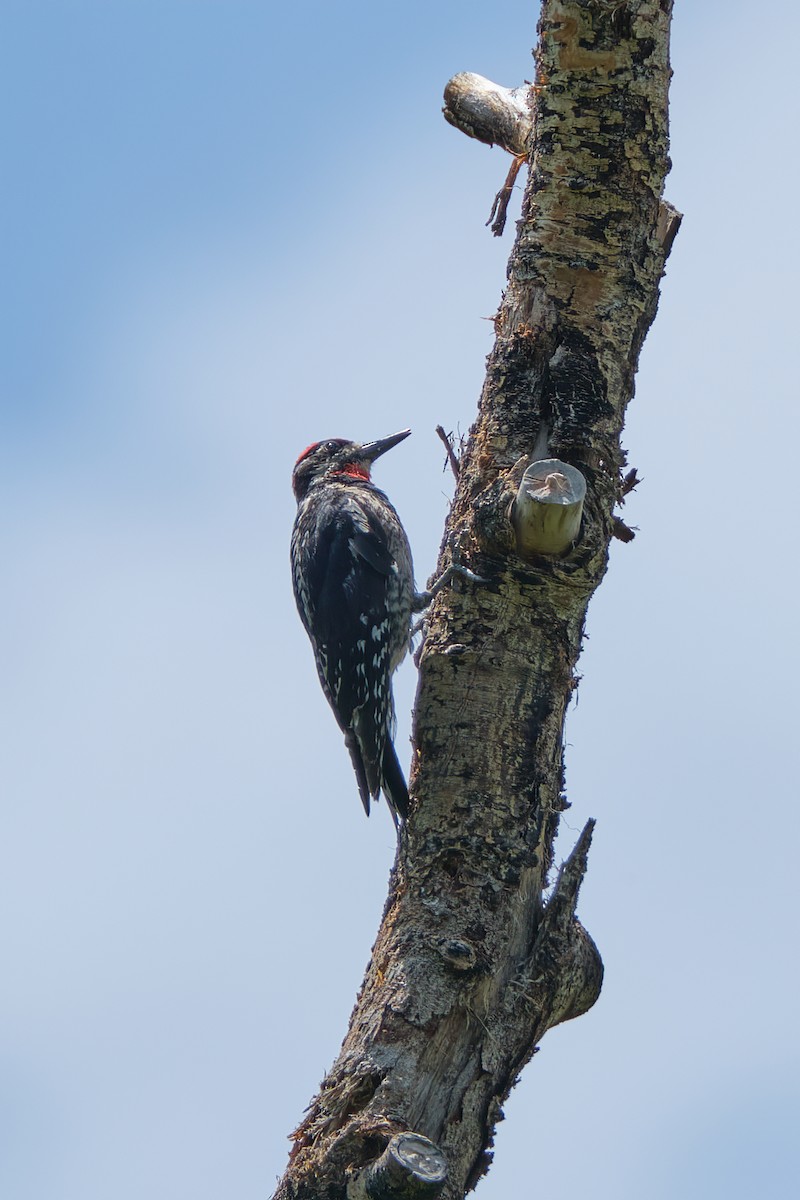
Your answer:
[359,429,411,464]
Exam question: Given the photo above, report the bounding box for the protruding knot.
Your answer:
[439,938,477,972]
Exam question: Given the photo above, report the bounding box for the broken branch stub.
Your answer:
[443,72,532,157]
[364,1134,448,1200]
[512,459,587,558]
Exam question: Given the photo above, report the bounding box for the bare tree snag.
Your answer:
[274,3,680,1198]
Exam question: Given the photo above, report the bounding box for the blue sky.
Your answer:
[2,2,799,1198]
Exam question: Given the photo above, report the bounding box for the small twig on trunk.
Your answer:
[620,467,641,500]
[435,425,461,480]
[611,515,637,543]
[486,153,526,236]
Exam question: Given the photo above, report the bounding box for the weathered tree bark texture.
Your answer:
[274,3,679,1198]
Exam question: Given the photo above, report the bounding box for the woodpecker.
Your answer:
[290,431,415,824]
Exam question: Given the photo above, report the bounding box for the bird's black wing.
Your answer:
[291,493,397,804]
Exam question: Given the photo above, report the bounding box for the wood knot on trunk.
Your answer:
[438,938,478,972]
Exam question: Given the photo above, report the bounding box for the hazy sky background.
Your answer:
[2,2,798,1197]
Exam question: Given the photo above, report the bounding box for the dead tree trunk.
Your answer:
[274,3,680,1197]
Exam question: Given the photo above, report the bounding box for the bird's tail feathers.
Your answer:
[381,740,409,826]
[346,722,409,826]
[344,730,372,817]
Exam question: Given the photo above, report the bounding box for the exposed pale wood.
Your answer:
[275,4,680,1198]
[512,458,586,557]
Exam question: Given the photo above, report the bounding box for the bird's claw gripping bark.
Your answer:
[412,562,486,613]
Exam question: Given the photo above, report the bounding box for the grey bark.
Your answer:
[274,3,679,1198]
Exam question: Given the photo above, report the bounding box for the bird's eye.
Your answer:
[325,440,339,452]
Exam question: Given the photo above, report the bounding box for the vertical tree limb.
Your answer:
[274,3,679,1197]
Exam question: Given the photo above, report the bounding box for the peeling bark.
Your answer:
[274,3,679,1198]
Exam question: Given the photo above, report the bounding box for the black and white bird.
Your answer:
[290,431,415,824]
